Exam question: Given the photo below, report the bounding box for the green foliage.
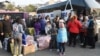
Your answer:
[6,3,15,10]
[24,4,36,12]
[4,3,37,12]
[16,5,24,12]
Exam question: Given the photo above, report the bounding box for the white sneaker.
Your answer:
[13,55,17,56]
[50,49,53,51]
[59,53,63,56]
[57,49,59,52]
[18,54,23,56]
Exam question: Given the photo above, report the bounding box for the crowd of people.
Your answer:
[0,13,99,56]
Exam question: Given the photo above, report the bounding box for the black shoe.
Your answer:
[68,44,71,46]
[81,45,86,48]
[72,45,76,47]
[89,46,95,49]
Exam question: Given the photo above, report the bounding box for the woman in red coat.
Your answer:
[67,15,82,47]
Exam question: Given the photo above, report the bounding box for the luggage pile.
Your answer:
[2,28,51,56]
[37,35,51,50]
[22,35,36,55]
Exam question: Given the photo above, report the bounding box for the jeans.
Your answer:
[13,33,22,55]
[69,32,78,46]
[58,43,66,53]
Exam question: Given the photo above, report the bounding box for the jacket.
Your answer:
[57,28,68,43]
[3,20,12,33]
[67,19,82,33]
[13,23,24,37]
[40,18,46,30]
[45,24,52,34]
[0,21,3,33]
[87,19,95,37]
[34,22,41,33]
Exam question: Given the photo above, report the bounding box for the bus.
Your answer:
[0,11,29,19]
[37,0,92,20]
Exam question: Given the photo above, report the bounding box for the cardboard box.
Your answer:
[22,44,35,55]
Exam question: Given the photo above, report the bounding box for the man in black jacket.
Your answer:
[3,15,12,38]
[82,15,95,49]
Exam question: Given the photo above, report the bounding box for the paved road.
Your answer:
[0,42,100,56]
[0,37,100,56]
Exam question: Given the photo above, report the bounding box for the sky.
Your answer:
[0,0,66,6]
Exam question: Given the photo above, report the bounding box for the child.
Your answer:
[57,19,68,56]
[45,21,52,35]
[49,23,57,51]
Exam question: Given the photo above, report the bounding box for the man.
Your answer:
[82,15,95,49]
[3,15,12,38]
[0,20,4,47]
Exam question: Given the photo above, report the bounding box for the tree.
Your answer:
[6,3,15,11]
[16,5,24,12]
[24,4,36,12]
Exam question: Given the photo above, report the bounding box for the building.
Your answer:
[0,2,5,9]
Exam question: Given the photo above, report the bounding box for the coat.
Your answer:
[67,19,82,34]
[0,21,3,33]
[3,20,12,33]
[40,18,46,31]
[34,22,41,35]
[13,23,24,37]
[57,28,68,43]
[87,19,95,37]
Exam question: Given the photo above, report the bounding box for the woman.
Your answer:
[67,15,82,47]
[13,17,24,56]
[34,19,41,36]
[82,15,96,49]
[80,16,88,46]
[45,21,52,35]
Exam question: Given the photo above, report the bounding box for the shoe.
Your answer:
[49,49,52,51]
[59,53,63,56]
[89,46,95,49]
[62,52,65,55]
[68,44,71,46]
[72,45,76,47]
[13,55,17,56]
[81,45,86,48]
[18,54,23,56]
[80,43,84,46]
[57,49,59,52]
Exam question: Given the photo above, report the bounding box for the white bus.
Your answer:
[37,0,90,21]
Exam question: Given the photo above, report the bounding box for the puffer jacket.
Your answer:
[67,19,82,34]
[57,28,68,43]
